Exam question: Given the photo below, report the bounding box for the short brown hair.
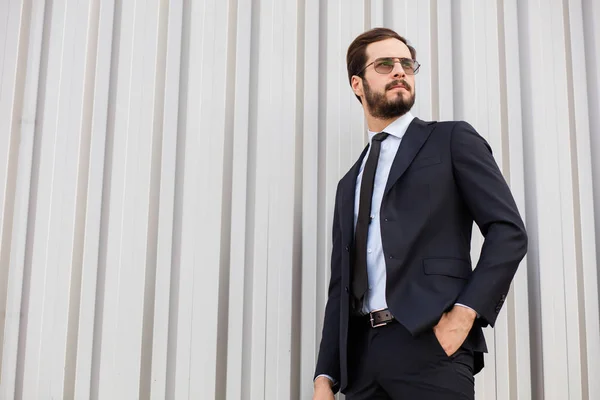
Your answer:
[346,28,416,102]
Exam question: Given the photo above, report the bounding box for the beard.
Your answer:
[363,78,415,119]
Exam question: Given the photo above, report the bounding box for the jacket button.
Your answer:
[345,286,349,292]
[345,246,349,252]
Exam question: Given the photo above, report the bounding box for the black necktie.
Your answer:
[352,132,389,309]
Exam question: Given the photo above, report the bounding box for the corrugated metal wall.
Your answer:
[1,0,599,399]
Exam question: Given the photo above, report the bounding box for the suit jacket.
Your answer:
[314,118,528,393]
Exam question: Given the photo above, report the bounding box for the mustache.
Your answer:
[386,80,411,91]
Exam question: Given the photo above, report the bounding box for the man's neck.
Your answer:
[365,113,405,133]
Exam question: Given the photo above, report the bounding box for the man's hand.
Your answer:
[433,305,477,357]
[313,376,335,400]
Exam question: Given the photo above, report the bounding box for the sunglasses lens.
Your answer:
[374,59,394,74]
[372,58,419,75]
[401,59,416,74]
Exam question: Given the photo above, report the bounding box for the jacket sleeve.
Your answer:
[313,183,343,393]
[451,121,528,327]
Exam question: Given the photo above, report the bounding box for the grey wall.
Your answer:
[1,0,599,399]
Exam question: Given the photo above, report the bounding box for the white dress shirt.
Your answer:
[354,112,415,313]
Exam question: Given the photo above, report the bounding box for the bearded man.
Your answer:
[312,28,527,400]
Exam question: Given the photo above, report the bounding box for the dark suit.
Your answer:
[314,118,528,395]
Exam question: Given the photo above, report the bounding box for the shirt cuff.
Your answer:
[454,303,479,318]
[314,374,337,386]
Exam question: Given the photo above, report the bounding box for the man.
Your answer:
[313,28,527,400]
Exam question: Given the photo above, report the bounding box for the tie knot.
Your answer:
[372,132,389,142]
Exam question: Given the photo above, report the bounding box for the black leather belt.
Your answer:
[369,308,395,328]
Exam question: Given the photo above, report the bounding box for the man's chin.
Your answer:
[387,91,410,102]
[387,98,410,109]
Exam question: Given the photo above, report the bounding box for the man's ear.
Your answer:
[351,75,363,98]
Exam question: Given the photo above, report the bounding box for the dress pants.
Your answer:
[344,315,475,400]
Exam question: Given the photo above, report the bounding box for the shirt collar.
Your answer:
[368,112,415,142]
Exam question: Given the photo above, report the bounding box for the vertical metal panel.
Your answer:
[499,1,533,398]
[225,0,252,397]
[582,1,600,400]
[149,0,183,398]
[1,1,599,399]
[299,1,320,399]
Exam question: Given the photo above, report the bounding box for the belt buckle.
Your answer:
[369,308,388,328]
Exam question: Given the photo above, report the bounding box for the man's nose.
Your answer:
[392,62,406,78]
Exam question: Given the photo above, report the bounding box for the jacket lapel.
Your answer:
[384,118,435,197]
[340,145,369,246]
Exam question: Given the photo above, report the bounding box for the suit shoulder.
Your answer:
[413,119,460,130]
[416,120,460,139]
[426,120,483,139]
[428,120,466,130]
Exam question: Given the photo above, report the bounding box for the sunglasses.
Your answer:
[357,57,421,75]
